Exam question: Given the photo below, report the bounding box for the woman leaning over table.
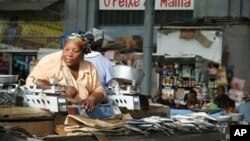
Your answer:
[26,33,105,112]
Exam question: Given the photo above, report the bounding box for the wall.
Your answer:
[64,0,250,80]
[64,0,250,32]
[224,24,250,79]
[100,26,158,46]
[193,0,250,18]
[64,0,97,33]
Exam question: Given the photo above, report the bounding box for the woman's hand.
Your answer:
[36,79,50,86]
[65,86,78,98]
[81,95,96,111]
[36,79,51,89]
[81,92,105,111]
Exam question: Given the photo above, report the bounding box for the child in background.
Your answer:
[184,89,199,108]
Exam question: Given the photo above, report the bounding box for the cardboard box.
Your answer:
[115,35,142,49]
[115,35,141,42]
[130,39,143,50]
[104,50,120,60]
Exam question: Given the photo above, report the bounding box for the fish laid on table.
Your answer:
[126,119,145,125]
[124,125,149,136]
[188,112,216,121]
[145,116,174,123]
[171,115,193,120]
[158,125,175,135]
[142,117,162,124]
[138,124,153,128]
[195,119,216,129]
[170,112,218,132]
[123,113,218,136]
[175,119,198,125]
[164,122,177,129]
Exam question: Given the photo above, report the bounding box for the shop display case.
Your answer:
[156,55,219,102]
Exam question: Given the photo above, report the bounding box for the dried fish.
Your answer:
[126,120,145,125]
[122,112,219,136]
[160,126,175,135]
[176,126,191,132]
[164,122,177,129]
[124,125,149,136]
[145,116,174,123]
[138,124,153,128]
[176,119,198,125]
[155,126,170,136]
[195,119,216,129]
[171,115,193,120]
[188,112,216,121]
[143,117,162,124]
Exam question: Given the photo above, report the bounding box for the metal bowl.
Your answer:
[112,65,144,85]
[0,75,18,84]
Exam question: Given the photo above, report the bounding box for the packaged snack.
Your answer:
[216,67,228,86]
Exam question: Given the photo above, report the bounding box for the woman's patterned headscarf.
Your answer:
[65,33,91,54]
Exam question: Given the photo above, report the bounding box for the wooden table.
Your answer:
[0,131,221,141]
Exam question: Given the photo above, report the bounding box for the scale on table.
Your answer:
[22,76,67,112]
[0,75,19,93]
[106,65,149,110]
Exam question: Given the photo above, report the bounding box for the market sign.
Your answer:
[99,0,194,10]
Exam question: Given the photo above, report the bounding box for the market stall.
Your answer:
[0,60,224,141]
[0,65,229,141]
[0,27,248,141]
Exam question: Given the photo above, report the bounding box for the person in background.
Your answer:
[184,89,199,108]
[237,99,250,124]
[83,28,113,87]
[26,33,105,111]
[214,86,235,109]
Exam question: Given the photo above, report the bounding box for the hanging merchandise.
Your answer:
[216,67,228,86]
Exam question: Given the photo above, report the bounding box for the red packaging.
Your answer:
[231,77,246,90]
[228,89,244,102]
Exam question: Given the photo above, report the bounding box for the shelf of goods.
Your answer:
[156,55,219,101]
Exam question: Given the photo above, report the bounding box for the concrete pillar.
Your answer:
[77,0,88,32]
[87,0,98,29]
[230,0,242,17]
[142,0,155,97]
[64,0,88,33]
[225,25,250,79]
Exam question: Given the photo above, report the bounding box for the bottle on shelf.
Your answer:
[189,78,192,87]
[192,79,195,87]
